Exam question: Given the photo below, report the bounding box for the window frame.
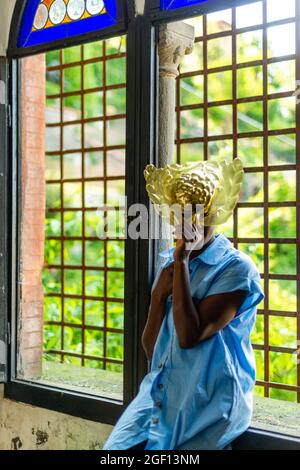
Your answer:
[3,0,300,449]
[4,1,158,425]
[149,0,262,23]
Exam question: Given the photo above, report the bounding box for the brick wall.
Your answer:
[18,54,46,378]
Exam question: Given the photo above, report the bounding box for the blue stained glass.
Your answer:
[18,0,119,49]
[161,0,208,11]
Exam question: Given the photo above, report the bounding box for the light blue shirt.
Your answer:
[103,232,265,450]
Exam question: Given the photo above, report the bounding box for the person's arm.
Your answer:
[173,255,247,349]
[142,263,174,361]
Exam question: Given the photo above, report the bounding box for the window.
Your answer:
[17,37,126,400]
[4,0,300,446]
[18,0,120,48]
[175,0,300,432]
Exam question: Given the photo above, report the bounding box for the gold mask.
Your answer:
[144,158,244,226]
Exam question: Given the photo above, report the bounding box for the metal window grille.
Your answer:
[44,38,126,373]
[175,0,300,402]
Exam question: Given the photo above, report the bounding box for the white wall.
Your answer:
[0,0,16,56]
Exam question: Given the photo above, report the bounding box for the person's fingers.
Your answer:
[183,227,197,242]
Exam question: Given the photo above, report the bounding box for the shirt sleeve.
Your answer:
[150,259,168,294]
[203,255,265,317]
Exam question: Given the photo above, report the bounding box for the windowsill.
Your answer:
[28,362,123,401]
[252,395,300,439]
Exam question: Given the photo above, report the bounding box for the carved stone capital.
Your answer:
[158,22,195,78]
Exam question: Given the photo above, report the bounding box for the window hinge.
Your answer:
[7,104,12,128]
[7,322,11,345]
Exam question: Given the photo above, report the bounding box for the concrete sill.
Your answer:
[252,395,300,439]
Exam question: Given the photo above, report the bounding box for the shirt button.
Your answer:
[155,400,162,408]
[158,383,164,389]
[158,363,163,368]
[152,417,159,424]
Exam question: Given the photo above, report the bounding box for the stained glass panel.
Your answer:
[18,0,119,48]
[161,0,208,11]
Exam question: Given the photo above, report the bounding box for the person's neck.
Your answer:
[189,231,216,261]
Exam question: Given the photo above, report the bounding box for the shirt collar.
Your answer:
[158,232,232,266]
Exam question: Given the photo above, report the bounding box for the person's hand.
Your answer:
[173,223,204,263]
[152,263,174,302]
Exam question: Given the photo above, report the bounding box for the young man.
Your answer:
[102,158,264,450]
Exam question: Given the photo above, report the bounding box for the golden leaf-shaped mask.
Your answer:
[144,158,244,226]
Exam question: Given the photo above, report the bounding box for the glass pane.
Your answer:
[85,241,105,267]
[64,298,82,324]
[240,172,264,203]
[107,302,124,329]
[63,95,81,122]
[238,208,264,237]
[208,140,232,160]
[269,243,296,275]
[269,207,296,238]
[269,134,296,165]
[85,270,104,297]
[236,1,263,28]
[180,76,203,106]
[268,24,295,58]
[107,149,125,176]
[238,137,263,167]
[269,171,296,202]
[207,105,232,136]
[237,66,263,98]
[85,152,104,177]
[207,9,232,34]
[269,316,297,349]
[237,30,263,64]
[207,71,232,102]
[269,352,297,385]
[64,45,81,64]
[237,101,263,133]
[63,153,82,179]
[207,36,232,68]
[85,92,103,119]
[64,241,82,265]
[269,280,296,312]
[64,66,81,92]
[63,124,81,150]
[267,0,295,22]
[269,97,295,131]
[179,143,204,164]
[64,211,82,237]
[85,301,104,327]
[180,109,204,138]
[268,61,295,94]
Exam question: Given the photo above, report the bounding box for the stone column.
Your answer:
[156,22,195,258]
